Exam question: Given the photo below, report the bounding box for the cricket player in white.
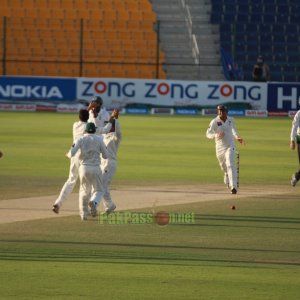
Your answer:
[87,96,121,213]
[206,105,244,194]
[289,109,300,186]
[68,122,110,220]
[52,109,89,215]
[101,116,122,213]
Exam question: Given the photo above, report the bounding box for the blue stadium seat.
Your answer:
[272,64,282,74]
[262,54,273,65]
[245,23,258,33]
[282,65,295,73]
[264,0,276,4]
[224,3,237,14]
[272,72,283,82]
[235,41,247,53]
[273,53,288,63]
[285,24,298,34]
[220,30,231,40]
[259,45,272,57]
[286,33,299,44]
[220,23,233,33]
[235,52,247,63]
[250,0,263,4]
[211,1,223,13]
[272,24,285,34]
[284,73,297,82]
[273,33,285,45]
[251,3,263,15]
[246,42,259,53]
[277,4,289,15]
[221,42,232,53]
[290,14,300,24]
[276,13,289,23]
[273,43,286,53]
[286,44,299,53]
[260,32,272,44]
[263,4,276,14]
[247,52,258,63]
[287,52,300,63]
[259,23,272,34]
[210,0,298,82]
[295,66,300,73]
[263,14,276,24]
[210,12,221,24]
[289,3,300,13]
[249,14,262,23]
[238,4,250,14]
[236,13,249,23]
[223,13,236,23]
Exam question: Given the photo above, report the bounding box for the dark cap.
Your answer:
[86,122,96,133]
[217,105,227,112]
[91,96,103,106]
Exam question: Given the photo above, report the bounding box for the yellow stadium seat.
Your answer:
[1,0,162,79]
[60,0,75,9]
[0,0,9,8]
[26,0,38,8]
[63,9,79,19]
[86,0,100,10]
[75,0,88,10]
[46,0,61,9]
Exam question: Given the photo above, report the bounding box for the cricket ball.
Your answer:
[154,211,170,226]
[231,205,236,210]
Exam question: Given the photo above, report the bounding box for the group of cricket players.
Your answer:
[52,96,121,220]
[49,97,300,220]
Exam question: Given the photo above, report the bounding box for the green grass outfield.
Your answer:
[0,112,297,199]
[0,112,300,299]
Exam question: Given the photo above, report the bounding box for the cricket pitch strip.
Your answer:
[0,184,296,224]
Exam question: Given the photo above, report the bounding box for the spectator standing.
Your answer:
[252,55,271,82]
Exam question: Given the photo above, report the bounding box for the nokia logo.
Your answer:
[0,85,63,99]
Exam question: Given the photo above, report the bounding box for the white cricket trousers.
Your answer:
[78,164,104,217]
[216,146,237,189]
[101,159,117,209]
[54,154,80,207]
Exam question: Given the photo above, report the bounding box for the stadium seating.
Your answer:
[0,0,166,79]
[211,0,300,82]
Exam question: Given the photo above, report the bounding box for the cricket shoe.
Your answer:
[291,173,298,187]
[81,215,88,221]
[224,173,230,189]
[105,203,116,214]
[231,188,237,195]
[88,201,98,217]
[52,204,60,214]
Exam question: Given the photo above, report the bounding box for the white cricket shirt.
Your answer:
[290,110,300,141]
[69,134,109,166]
[206,116,239,150]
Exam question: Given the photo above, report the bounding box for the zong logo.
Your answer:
[208,84,261,101]
[145,82,198,99]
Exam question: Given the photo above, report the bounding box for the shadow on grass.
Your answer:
[191,214,300,230]
[1,250,299,267]
[1,239,299,254]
